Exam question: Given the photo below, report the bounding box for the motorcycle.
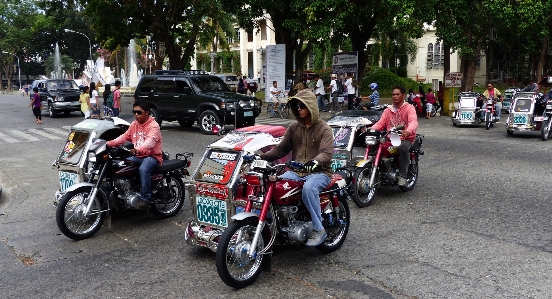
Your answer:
[54,137,193,240]
[215,158,351,289]
[478,97,499,130]
[351,126,424,207]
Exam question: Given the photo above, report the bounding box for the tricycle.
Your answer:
[184,125,291,251]
[451,92,484,126]
[502,88,519,114]
[506,92,547,137]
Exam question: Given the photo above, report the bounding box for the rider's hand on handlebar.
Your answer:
[401,130,411,138]
[304,160,319,172]
[242,154,257,162]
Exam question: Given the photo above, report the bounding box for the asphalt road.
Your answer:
[1,92,552,298]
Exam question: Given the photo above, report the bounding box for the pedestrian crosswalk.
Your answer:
[255,116,294,126]
[0,126,72,143]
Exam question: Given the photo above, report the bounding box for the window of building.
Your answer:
[248,29,253,42]
[426,43,433,69]
[260,20,267,41]
[433,42,441,68]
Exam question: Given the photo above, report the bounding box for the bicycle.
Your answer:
[266,93,289,119]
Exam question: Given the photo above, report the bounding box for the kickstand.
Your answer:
[262,254,272,272]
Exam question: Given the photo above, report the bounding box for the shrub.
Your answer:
[361,66,422,94]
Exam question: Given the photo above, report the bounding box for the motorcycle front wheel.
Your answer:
[316,196,350,254]
[216,217,269,289]
[541,119,552,141]
[352,165,377,208]
[56,186,106,240]
[485,113,491,130]
[399,157,419,192]
[150,174,185,218]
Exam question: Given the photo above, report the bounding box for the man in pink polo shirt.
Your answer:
[107,100,163,208]
[371,85,418,186]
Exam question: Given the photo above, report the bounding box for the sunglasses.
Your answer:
[487,86,492,88]
[296,103,307,110]
[132,110,144,115]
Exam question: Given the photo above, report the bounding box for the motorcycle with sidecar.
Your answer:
[451,92,483,126]
[506,92,547,137]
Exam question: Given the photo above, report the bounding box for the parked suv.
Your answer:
[134,70,261,134]
[30,79,81,117]
[215,73,239,91]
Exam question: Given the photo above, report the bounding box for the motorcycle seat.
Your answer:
[409,135,423,152]
[154,159,186,173]
[322,170,350,192]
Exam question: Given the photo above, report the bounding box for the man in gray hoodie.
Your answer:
[260,89,334,246]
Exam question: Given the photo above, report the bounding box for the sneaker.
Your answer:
[398,176,407,187]
[306,229,326,247]
[134,196,150,209]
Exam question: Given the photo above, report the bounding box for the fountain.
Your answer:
[127,39,139,87]
[53,42,62,79]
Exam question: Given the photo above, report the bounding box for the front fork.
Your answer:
[368,144,383,188]
[247,181,275,257]
[84,163,107,215]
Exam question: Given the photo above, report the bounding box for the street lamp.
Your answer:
[64,29,94,72]
[2,51,20,90]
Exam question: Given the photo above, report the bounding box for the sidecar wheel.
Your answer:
[316,196,350,254]
[507,130,514,136]
[352,165,377,207]
[541,120,551,141]
[216,217,269,289]
[56,186,107,240]
[150,174,185,218]
[399,157,419,192]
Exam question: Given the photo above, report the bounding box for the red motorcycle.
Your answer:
[215,159,351,288]
[351,126,423,207]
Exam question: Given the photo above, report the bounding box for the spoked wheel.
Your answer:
[541,119,552,141]
[316,196,350,254]
[267,103,275,118]
[150,174,185,218]
[485,113,491,130]
[352,165,377,208]
[279,103,289,119]
[56,186,106,240]
[399,157,419,192]
[430,107,437,117]
[216,217,269,289]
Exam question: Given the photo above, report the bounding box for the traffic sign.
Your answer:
[445,72,462,88]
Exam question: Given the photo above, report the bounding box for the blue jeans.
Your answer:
[279,171,330,231]
[128,156,159,201]
[495,102,501,120]
[112,108,119,117]
[317,95,326,111]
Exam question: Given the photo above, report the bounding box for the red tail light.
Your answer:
[245,174,262,185]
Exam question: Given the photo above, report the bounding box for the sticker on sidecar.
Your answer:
[196,195,227,227]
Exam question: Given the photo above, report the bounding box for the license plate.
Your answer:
[71,101,80,106]
[460,111,473,121]
[331,159,347,172]
[195,196,227,227]
[59,171,79,192]
[513,114,527,124]
[244,111,253,117]
[534,116,544,121]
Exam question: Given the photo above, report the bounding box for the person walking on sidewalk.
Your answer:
[314,74,326,112]
[30,87,42,124]
[425,88,436,119]
[326,74,339,113]
[345,73,356,110]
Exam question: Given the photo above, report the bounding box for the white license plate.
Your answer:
[195,196,227,227]
[244,111,253,117]
[331,159,347,172]
[460,112,473,121]
[59,171,79,191]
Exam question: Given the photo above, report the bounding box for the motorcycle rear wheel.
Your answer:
[352,165,377,208]
[56,186,106,240]
[216,217,269,289]
[316,196,350,254]
[150,174,185,218]
[541,119,551,141]
[399,157,419,192]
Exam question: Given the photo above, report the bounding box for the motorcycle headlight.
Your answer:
[365,136,377,145]
[239,100,246,107]
[88,152,97,163]
[546,104,552,110]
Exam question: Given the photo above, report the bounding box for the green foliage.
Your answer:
[43,54,75,76]
[362,66,421,95]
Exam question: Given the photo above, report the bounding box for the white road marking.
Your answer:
[0,131,19,143]
[42,127,70,136]
[8,130,40,141]
[27,129,62,140]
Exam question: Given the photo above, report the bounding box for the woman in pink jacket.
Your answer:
[107,100,163,208]
[371,85,418,186]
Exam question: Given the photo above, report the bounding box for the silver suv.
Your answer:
[215,73,239,91]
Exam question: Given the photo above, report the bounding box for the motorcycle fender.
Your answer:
[231,212,259,221]
[355,158,373,168]
[63,182,96,194]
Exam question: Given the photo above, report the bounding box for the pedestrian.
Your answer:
[326,74,339,113]
[345,73,356,110]
[89,82,100,118]
[407,88,415,104]
[112,80,122,117]
[24,86,29,97]
[425,88,436,119]
[313,74,326,112]
[80,86,91,119]
[29,87,42,124]
[368,83,379,107]
[103,84,113,116]
[236,78,245,94]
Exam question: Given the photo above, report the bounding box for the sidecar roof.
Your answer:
[459,97,477,108]
[70,117,130,133]
[209,125,286,152]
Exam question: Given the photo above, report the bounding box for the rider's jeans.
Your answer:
[128,156,160,201]
[279,171,330,232]
[495,102,501,120]
[399,140,411,177]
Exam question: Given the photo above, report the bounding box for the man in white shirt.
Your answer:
[326,74,338,113]
[269,81,281,114]
[314,74,326,112]
[345,72,356,110]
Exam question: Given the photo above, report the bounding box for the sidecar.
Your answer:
[185,125,290,251]
[451,92,482,126]
[502,88,519,113]
[506,92,546,135]
[52,117,130,205]
[327,109,383,172]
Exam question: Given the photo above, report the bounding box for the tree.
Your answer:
[43,54,75,78]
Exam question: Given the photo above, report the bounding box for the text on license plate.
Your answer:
[196,196,227,227]
[244,111,253,117]
[59,171,79,191]
[460,112,473,120]
[331,159,347,172]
